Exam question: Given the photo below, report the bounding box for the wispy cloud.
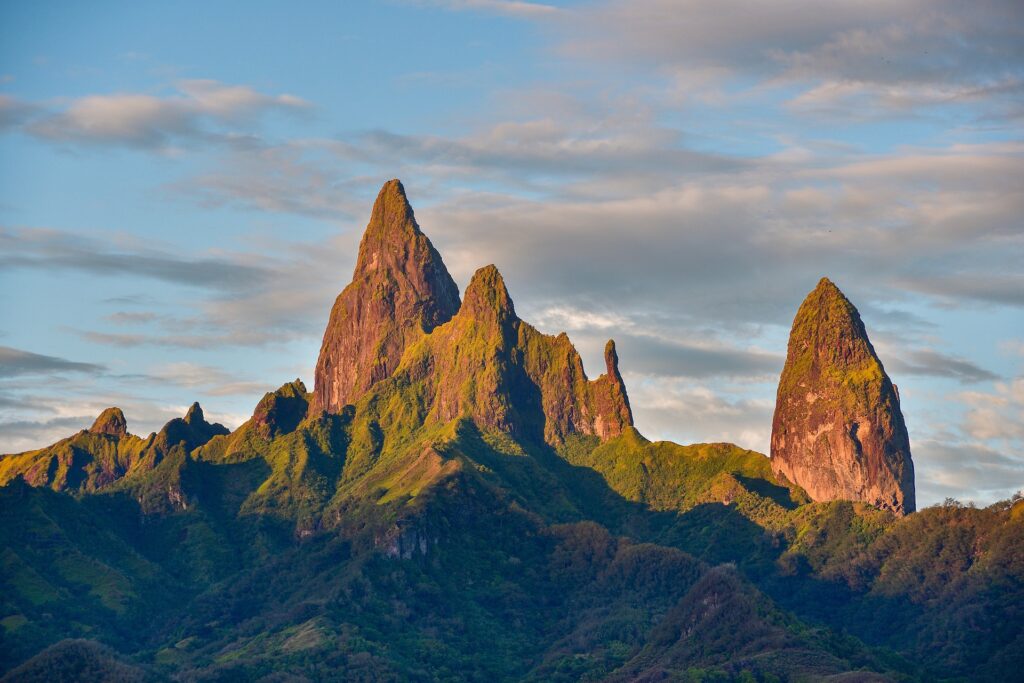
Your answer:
[0,94,41,130]
[16,79,309,149]
[416,0,559,18]
[959,377,1024,442]
[0,346,105,378]
[889,349,999,384]
[560,0,1024,118]
[0,227,273,292]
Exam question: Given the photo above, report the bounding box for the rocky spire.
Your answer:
[311,180,634,445]
[89,407,127,437]
[591,340,633,440]
[770,278,915,515]
[312,179,461,414]
[184,402,204,425]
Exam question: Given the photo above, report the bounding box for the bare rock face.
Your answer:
[90,407,128,437]
[312,179,461,413]
[397,264,634,445]
[590,340,634,440]
[770,278,915,515]
[311,180,633,445]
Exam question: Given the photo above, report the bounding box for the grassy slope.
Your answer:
[1,376,1021,680]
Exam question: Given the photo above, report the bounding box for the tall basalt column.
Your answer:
[770,278,915,515]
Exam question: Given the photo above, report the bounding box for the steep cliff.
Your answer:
[392,264,634,445]
[770,278,915,514]
[312,179,461,413]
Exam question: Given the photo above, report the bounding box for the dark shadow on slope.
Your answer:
[734,473,802,509]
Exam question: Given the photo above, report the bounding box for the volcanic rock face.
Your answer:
[396,264,634,445]
[770,278,915,515]
[591,340,634,440]
[312,179,461,413]
[313,180,633,445]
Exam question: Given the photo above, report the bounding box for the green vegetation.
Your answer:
[778,277,887,408]
[1,376,1021,680]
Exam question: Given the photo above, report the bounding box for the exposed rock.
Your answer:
[770,278,915,515]
[375,521,435,559]
[2,408,143,492]
[394,264,635,445]
[89,407,128,437]
[312,179,461,413]
[252,379,310,439]
[311,181,634,445]
[590,340,634,440]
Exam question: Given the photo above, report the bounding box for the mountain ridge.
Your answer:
[0,180,1019,682]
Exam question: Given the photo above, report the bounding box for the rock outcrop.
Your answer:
[395,264,634,445]
[89,407,128,437]
[770,278,915,515]
[313,179,461,413]
[312,180,633,446]
[252,379,310,439]
[146,402,229,462]
[590,340,634,440]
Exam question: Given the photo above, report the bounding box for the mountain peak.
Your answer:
[461,264,516,322]
[253,380,311,439]
[184,402,204,425]
[359,179,418,256]
[89,407,127,437]
[815,275,838,291]
[313,179,461,414]
[604,339,621,377]
[592,339,633,440]
[771,279,915,514]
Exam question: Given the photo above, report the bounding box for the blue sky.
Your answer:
[1,0,1022,506]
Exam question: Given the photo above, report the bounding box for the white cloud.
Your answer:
[419,0,559,18]
[560,0,1024,118]
[23,79,309,149]
[959,378,1024,442]
[627,374,775,452]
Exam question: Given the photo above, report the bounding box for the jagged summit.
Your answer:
[311,180,634,445]
[770,277,915,514]
[184,402,205,425]
[603,340,625,382]
[252,379,310,439]
[89,407,127,437]
[461,264,516,323]
[362,178,418,243]
[313,179,461,414]
[593,340,633,438]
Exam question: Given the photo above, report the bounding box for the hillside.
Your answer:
[1,180,1021,682]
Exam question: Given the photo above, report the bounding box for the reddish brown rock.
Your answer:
[312,179,461,414]
[770,278,915,515]
[590,340,634,440]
